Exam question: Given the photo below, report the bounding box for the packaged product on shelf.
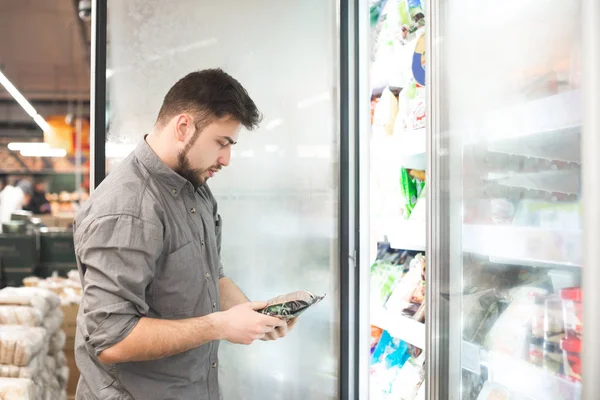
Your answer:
[371,326,384,356]
[486,286,548,358]
[543,296,564,344]
[371,247,414,310]
[528,295,546,366]
[462,289,502,345]
[371,330,424,400]
[372,87,398,136]
[258,290,325,320]
[386,254,425,314]
[400,168,424,219]
[542,340,564,375]
[391,355,425,400]
[372,330,411,369]
[560,337,581,382]
[560,287,582,339]
[395,80,426,133]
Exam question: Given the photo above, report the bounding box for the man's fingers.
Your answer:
[248,301,268,311]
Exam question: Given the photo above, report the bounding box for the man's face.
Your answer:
[174,116,241,187]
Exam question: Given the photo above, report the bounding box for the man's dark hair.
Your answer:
[156,68,262,132]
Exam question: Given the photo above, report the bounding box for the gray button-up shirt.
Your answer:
[73,138,224,400]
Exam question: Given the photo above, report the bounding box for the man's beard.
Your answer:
[174,151,205,188]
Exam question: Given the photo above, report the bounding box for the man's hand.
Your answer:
[216,302,285,345]
[261,317,298,341]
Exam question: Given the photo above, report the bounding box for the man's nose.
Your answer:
[218,146,231,167]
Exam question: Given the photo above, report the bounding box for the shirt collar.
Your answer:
[134,136,189,197]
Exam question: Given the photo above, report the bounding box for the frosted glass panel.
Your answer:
[105,1,339,399]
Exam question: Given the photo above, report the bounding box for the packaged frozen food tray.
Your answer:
[258,290,325,320]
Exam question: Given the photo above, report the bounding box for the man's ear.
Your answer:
[174,114,192,142]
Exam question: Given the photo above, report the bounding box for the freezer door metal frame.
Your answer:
[90,1,364,399]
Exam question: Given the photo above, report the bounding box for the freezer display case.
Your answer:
[427,0,599,399]
[368,1,427,399]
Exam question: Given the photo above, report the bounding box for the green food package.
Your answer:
[400,168,424,219]
[258,290,325,320]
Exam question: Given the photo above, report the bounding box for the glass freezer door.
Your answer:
[89,1,365,399]
[427,1,592,399]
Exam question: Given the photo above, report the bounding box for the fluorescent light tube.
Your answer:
[0,70,51,132]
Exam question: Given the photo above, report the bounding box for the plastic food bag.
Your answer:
[0,288,60,318]
[0,377,35,400]
[0,326,46,367]
[258,291,325,320]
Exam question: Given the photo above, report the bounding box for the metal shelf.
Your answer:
[463,224,582,267]
[382,218,426,252]
[371,308,425,349]
[487,169,580,195]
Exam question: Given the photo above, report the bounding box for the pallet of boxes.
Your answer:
[22,272,82,400]
[0,286,69,399]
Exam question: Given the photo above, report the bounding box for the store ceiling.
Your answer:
[0,0,91,141]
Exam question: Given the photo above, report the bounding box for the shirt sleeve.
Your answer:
[216,213,225,279]
[75,214,163,355]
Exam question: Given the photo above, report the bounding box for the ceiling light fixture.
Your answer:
[7,142,50,152]
[0,70,51,132]
[20,148,67,158]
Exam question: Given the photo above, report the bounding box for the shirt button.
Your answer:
[201,240,205,246]
[212,302,217,308]
[190,208,196,214]
[211,362,217,368]
[206,272,211,279]
[171,188,178,194]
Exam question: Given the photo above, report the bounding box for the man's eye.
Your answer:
[218,142,228,148]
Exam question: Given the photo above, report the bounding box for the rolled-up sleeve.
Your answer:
[75,214,163,355]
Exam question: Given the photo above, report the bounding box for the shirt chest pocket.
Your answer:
[151,242,205,317]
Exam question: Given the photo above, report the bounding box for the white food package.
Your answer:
[0,326,47,367]
[385,255,425,313]
[487,286,548,358]
[0,377,35,400]
[42,309,64,336]
[49,332,66,356]
[0,288,60,318]
[0,306,43,327]
[372,87,398,136]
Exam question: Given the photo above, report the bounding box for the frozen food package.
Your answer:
[386,254,425,313]
[462,289,502,345]
[400,168,424,219]
[0,288,60,318]
[257,291,325,320]
[0,326,46,367]
[486,287,548,358]
[560,287,582,339]
[371,326,384,356]
[372,87,399,136]
[0,377,35,400]
[371,330,411,369]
